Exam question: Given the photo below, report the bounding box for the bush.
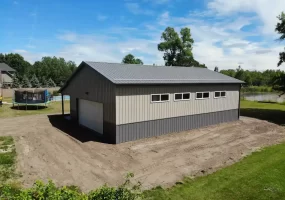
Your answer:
[0,173,143,200]
[52,90,60,96]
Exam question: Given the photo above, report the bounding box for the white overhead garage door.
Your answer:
[78,99,103,134]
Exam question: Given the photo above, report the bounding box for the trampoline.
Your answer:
[13,89,51,110]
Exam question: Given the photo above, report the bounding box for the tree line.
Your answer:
[219,66,284,90]
[0,53,76,88]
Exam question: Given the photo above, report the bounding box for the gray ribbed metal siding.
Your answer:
[116,109,238,143]
[116,84,240,125]
[62,63,117,143]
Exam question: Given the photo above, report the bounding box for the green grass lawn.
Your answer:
[0,136,18,184]
[241,100,285,111]
[144,142,285,200]
[240,100,285,125]
[0,101,70,118]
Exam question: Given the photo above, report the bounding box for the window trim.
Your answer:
[151,93,170,103]
[196,92,210,100]
[214,91,226,99]
[174,92,191,101]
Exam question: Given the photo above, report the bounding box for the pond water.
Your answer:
[242,93,285,103]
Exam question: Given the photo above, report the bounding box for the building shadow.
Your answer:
[241,108,285,126]
[47,114,109,144]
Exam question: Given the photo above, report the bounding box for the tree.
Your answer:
[272,71,285,92]
[12,73,21,88]
[158,27,206,68]
[244,75,252,86]
[235,66,247,81]
[46,78,57,88]
[214,66,219,72]
[3,53,32,76]
[40,76,47,88]
[122,54,143,64]
[21,75,31,88]
[276,12,285,66]
[31,57,76,86]
[220,69,236,77]
[30,74,41,88]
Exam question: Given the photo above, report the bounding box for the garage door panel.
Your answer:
[79,99,103,134]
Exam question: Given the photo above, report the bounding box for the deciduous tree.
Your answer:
[122,54,143,64]
[158,27,206,68]
[1,53,32,76]
[31,57,76,86]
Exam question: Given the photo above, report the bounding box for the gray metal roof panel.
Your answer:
[84,61,243,84]
[0,63,15,71]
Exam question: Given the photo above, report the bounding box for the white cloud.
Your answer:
[125,3,154,15]
[13,0,285,71]
[12,49,49,64]
[13,49,27,53]
[26,44,36,49]
[97,14,108,21]
[158,11,169,26]
[57,32,77,42]
[207,0,285,35]
[53,31,164,65]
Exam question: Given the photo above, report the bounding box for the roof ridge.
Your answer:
[84,61,205,69]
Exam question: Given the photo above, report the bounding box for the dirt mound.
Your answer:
[0,115,284,191]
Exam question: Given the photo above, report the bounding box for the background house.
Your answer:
[0,63,15,88]
[60,62,243,144]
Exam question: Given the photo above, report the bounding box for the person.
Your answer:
[0,95,2,107]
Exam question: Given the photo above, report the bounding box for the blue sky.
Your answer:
[0,0,285,70]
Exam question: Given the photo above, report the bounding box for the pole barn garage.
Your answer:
[59,61,243,144]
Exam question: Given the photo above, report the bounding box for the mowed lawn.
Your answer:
[145,100,285,200]
[144,142,285,200]
[0,98,70,118]
[240,100,285,125]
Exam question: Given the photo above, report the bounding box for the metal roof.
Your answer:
[84,61,244,84]
[0,63,15,72]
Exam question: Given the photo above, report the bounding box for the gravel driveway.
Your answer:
[0,114,285,191]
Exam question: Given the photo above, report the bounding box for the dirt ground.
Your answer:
[0,115,285,191]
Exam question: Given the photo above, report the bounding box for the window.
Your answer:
[151,94,170,102]
[161,94,169,101]
[214,91,226,98]
[183,93,190,99]
[196,92,210,99]
[214,92,220,98]
[196,93,203,99]
[174,92,191,101]
[175,93,183,100]
[203,92,209,98]
[152,95,160,102]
